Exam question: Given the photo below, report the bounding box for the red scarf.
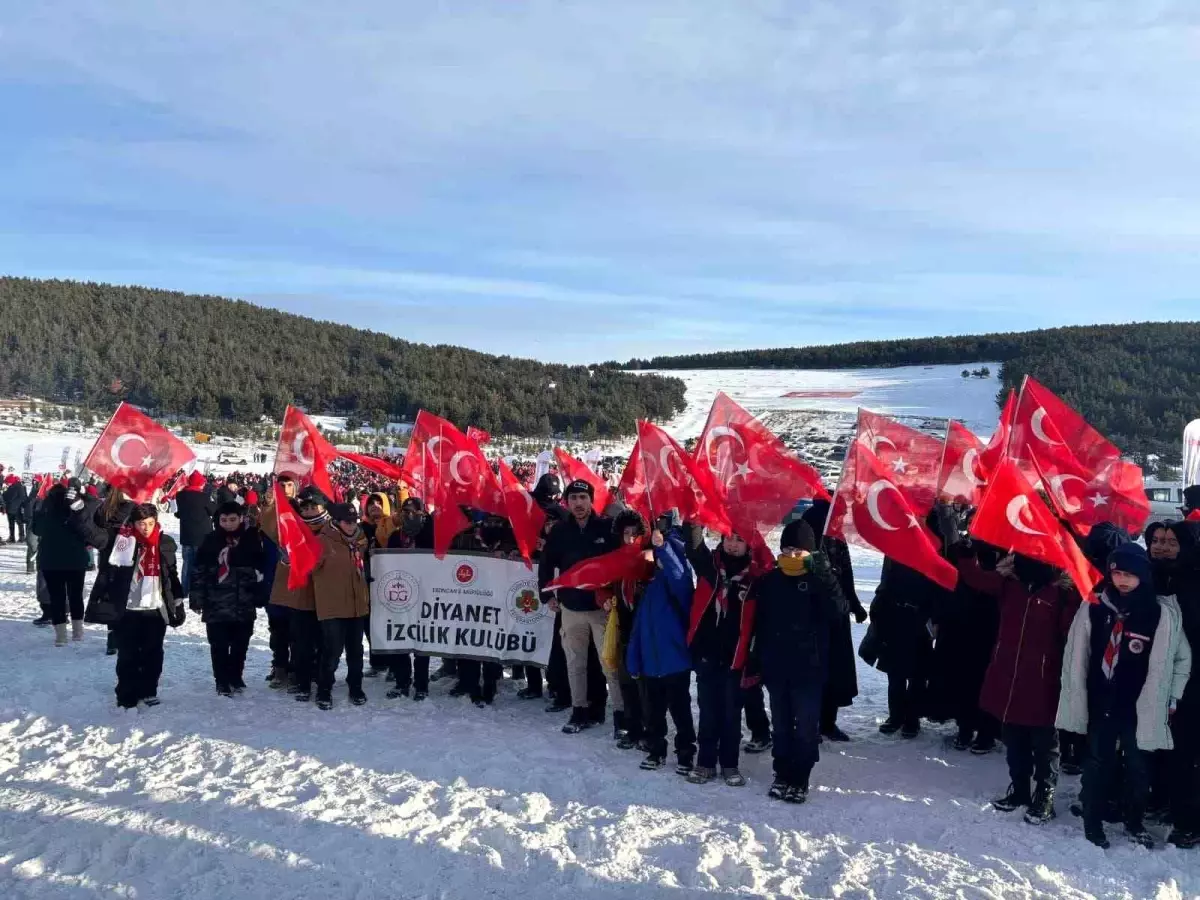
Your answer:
[134,524,162,580]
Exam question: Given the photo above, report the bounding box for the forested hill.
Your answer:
[622,323,1200,461]
[0,277,685,437]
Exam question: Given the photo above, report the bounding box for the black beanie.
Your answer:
[565,479,594,499]
[780,520,816,552]
[328,503,358,524]
[216,501,245,518]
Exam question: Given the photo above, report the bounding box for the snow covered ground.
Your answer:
[0,526,1195,898]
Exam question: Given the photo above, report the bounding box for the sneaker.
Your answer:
[784,785,809,804]
[640,754,665,771]
[743,736,772,754]
[768,780,788,800]
[1084,822,1110,849]
[562,708,593,734]
[900,721,921,739]
[412,691,428,702]
[820,725,851,743]
[992,784,1032,813]
[294,691,312,702]
[1126,823,1155,849]
[878,718,903,735]
[1167,829,1198,849]
[216,683,233,697]
[142,696,161,707]
[517,687,543,701]
[687,766,715,784]
[316,697,333,711]
[386,686,411,700]
[1024,787,1056,825]
[723,768,747,787]
[349,690,367,707]
[970,737,997,755]
[952,731,972,751]
[617,732,642,751]
[31,614,52,627]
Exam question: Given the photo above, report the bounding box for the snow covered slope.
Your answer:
[0,532,1193,898]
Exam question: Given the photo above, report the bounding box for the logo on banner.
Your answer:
[507,578,548,625]
[380,569,420,614]
[454,562,476,585]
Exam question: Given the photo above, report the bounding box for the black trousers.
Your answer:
[1003,723,1060,795]
[513,664,543,694]
[887,671,924,725]
[620,678,645,738]
[115,613,167,708]
[956,709,1001,743]
[545,611,568,699]
[318,617,365,696]
[206,620,254,688]
[1082,719,1148,826]
[769,676,823,787]
[289,610,321,692]
[390,654,430,692]
[267,605,290,671]
[8,515,25,542]
[744,681,773,741]
[457,659,503,702]
[43,569,85,625]
[1170,717,1200,834]
[695,660,743,770]
[641,671,696,763]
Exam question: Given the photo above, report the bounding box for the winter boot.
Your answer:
[970,736,997,755]
[612,710,626,742]
[878,717,903,735]
[617,730,641,751]
[1024,786,1056,824]
[640,754,665,771]
[316,690,333,711]
[216,683,233,697]
[106,630,118,656]
[54,623,68,647]
[386,686,411,700]
[743,735,772,754]
[784,785,810,804]
[412,690,428,702]
[349,684,367,706]
[992,783,1032,813]
[561,708,594,734]
[768,780,788,801]
[71,620,85,642]
[267,666,288,689]
[687,766,715,785]
[821,724,851,743]
[1084,821,1110,849]
[31,613,52,627]
[723,768,747,787]
[293,687,312,702]
[901,720,921,739]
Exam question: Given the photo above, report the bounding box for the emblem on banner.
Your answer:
[454,562,477,585]
[380,569,420,614]
[508,578,547,625]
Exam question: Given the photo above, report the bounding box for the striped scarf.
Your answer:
[1100,595,1125,681]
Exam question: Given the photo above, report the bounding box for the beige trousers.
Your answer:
[561,607,623,712]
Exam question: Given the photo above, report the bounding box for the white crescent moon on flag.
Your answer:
[658,447,680,486]
[110,434,151,469]
[292,433,314,468]
[1048,473,1088,514]
[426,436,444,460]
[704,425,745,463]
[1030,408,1062,446]
[1006,495,1047,536]
[859,433,896,454]
[449,451,472,486]
[961,449,986,488]
[866,480,902,531]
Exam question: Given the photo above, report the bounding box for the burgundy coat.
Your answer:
[958,559,1080,728]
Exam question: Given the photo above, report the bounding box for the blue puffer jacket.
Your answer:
[626,535,695,678]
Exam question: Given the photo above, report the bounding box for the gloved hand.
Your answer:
[65,485,85,512]
[853,604,868,625]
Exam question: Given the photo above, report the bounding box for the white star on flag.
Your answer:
[890,456,908,474]
[1088,492,1107,508]
[141,454,155,469]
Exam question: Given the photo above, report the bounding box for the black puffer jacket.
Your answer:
[190,526,268,623]
[3,479,28,522]
[175,488,218,547]
[32,487,109,571]
[86,499,138,618]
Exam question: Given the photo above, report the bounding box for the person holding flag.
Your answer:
[33,479,109,646]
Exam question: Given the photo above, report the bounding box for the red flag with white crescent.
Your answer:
[637,420,732,535]
[937,420,989,506]
[616,439,653,524]
[273,483,325,590]
[274,406,338,499]
[979,390,1016,474]
[1007,376,1120,477]
[553,448,612,514]
[83,403,196,503]
[853,409,944,516]
[544,541,651,592]
[498,459,545,565]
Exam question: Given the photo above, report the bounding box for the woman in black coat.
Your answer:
[801,501,868,741]
[84,488,137,655]
[33,481,109,646]
[190,502,268,696]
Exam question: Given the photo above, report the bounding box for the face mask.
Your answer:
[402,515,425,535]
[778,554,809,577]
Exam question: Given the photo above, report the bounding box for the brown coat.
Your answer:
[312,524,370,621]
[259,505,317,612]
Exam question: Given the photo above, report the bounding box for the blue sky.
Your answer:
[3,2,1199,364]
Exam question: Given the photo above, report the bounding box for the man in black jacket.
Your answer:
[174,471,217,597]
[3,475,29,543]
[538,479,622,734]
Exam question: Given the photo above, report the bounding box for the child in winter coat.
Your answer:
[114,504,185,709]
[622,515,696,774]
[747,520,847,803]
[190,502,268,696]
[311,503,371,710]
[1057,542,1193,849]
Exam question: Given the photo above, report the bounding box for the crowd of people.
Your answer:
[4,461,1198,851]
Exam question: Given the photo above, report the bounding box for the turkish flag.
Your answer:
[828,441,957,590]
[554,448,612,513]
[938,420,989,506]
[616,439,653,524]
[1029,446,1151,537]
[544,541,650,592]
[1007,376,1120,477]
[338,450,404,482]
[273,483,325,590]
[466,426,492,446]
[84,403,196,504]
[854,409,944,515]
[274,406,338,499]
[969,457,1100,601]
[694,392,829,537]
[979,390,1016,474]
[637,420,733,534]
[498,459,545,564]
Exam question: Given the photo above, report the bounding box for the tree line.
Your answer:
[621,323,1200,462]
[0,277,686,437]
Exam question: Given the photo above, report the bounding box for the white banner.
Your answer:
[369,550,553,666]
[1184,419,1200,489]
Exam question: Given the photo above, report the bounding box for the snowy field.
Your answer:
[1,528,1195,898]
